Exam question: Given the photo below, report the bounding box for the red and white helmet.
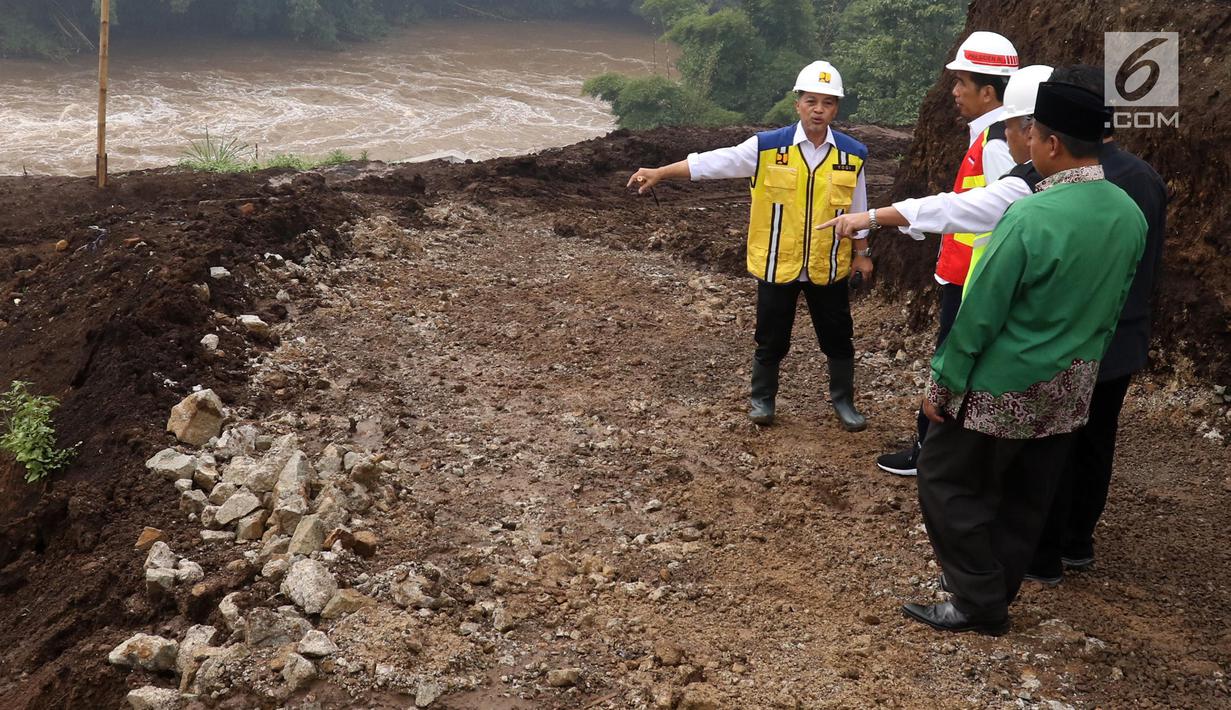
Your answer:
[945,31,1019,77]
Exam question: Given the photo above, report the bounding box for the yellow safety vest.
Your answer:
[746,126,867,285]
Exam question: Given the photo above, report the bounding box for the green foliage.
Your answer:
[178,132,363,173]
[599,0,966,128]
[0,382,77,485]
[762,92,798,125]
[829,0,965,124]
[583,73,741,129]
[637,0,704,28]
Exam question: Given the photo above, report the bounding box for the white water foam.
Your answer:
[0,19,662,175]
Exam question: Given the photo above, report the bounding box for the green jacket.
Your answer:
[927,166,1147,439]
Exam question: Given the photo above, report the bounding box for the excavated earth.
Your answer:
[0,123,1227,710]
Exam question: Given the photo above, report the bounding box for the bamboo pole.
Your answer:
[96,0,110,188]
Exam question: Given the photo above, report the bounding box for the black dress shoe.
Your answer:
[938,572,953,594]
[901,601,1009,636]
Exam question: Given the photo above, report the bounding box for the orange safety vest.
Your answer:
[935,122,1004,285]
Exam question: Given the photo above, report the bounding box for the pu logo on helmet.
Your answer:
[819,72,832,83]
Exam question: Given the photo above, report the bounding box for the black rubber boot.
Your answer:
[828,357,867,432]
[749,360,779,426]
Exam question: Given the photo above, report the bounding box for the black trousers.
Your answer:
[1031,374,1133,573]
[916,284,965,442]
[753,279,854,366]
[918,420,1075,618]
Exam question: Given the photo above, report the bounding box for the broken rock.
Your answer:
[415,681,444,708]
[288,514,326,555]
[245,607,311,647]
[166,390,225,447]
[145,449,198,481]
[176,624,218,679]
[145,567,178,593]
[546,668,581,687]
[215,490,261,526]
[298,629,338,658]
[175,559,205,584]
[321,588,376,619]
[135,527,166,551]
[239,315,270,338]
[144,541,177,571]
[282,559,337,615]
[108,633,179,672]
[214,424,259,460]
[235,509,268,541]
[179,489,208,516]
[272,450,314,532]
[283,652,316,691]
[125,686,181,710]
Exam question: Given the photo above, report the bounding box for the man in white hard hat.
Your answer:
[627,61,873,431]
[869,31,1021,477]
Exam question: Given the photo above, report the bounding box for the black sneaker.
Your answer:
[1061,556,1095,571]
[876,442,920,477]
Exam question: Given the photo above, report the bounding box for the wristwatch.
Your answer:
[856,246,872,257]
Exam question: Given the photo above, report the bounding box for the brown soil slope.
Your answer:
[877,0,1231,384]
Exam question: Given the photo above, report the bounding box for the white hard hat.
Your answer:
[945,31,1019,77]
[1001,65,1054,119]
[794,60,844,98]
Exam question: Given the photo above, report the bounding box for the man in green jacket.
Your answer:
[901,81,1147,635]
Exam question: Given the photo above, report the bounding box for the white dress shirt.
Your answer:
[686,123,869,282]
[892,167,1033,240]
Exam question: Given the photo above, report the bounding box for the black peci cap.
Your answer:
[1033,81,1111,142]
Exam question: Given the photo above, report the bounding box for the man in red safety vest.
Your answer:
[875,31,1020,477]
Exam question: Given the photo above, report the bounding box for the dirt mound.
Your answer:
[0,168,358,707]
[362,123,911,278]
[877,0,1231,383]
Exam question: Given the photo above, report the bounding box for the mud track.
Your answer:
[0,125,1227,709]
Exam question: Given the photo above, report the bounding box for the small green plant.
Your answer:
[0,381,78,484]
[320,149,355,166]
[179,130,256,173]
[263,153,311,171]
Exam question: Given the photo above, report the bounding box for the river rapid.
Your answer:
[0,19,663,176]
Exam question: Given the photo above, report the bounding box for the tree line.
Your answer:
[586,0,967,126]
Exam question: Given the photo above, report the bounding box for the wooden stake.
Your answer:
[96,0,110,188]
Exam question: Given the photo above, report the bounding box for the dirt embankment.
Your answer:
[876,0,1231,384]
[0,120,1225,710]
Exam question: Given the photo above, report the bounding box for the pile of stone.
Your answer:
[147,409,394,554]
[113,390,403,707]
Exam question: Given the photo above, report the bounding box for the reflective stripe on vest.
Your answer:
[936,126,993,285]
[747,140,864,284]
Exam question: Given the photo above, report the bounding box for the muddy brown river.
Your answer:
[0,19,661,176]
